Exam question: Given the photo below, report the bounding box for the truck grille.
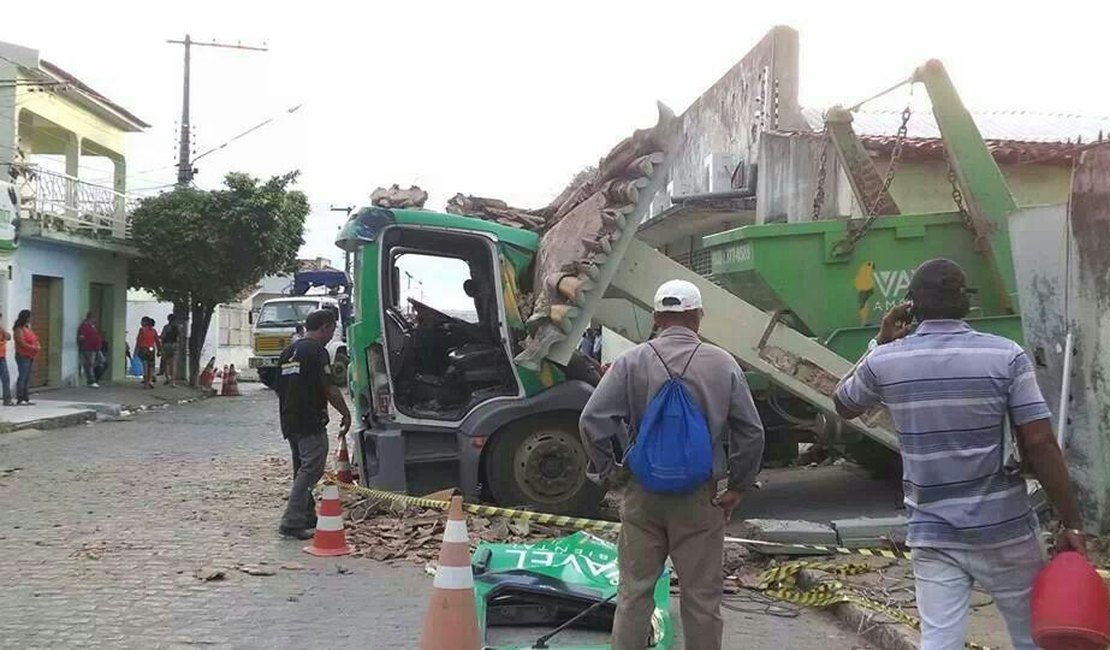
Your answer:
[255,335,290,354]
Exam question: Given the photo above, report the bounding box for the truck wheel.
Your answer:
[258,367,276,389]
[846,438,902,480]
[331,352,349,387]
[485,415,602,517]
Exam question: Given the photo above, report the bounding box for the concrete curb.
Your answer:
[797,568,919,650]
[9,409,97,431]
[114,389,217,418]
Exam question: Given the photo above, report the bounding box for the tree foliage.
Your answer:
[129,171,309,380]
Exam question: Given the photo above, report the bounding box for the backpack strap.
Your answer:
[677,343,702,379]
[647,342,702,380]
[646,343,674,380]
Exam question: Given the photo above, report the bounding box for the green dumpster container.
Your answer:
[704,211,1024,361]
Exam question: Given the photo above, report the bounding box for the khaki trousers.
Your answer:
[611,480,725,650]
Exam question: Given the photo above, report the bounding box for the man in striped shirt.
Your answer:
[834,258,1084,650]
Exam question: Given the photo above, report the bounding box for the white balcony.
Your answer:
[13,164,134,244]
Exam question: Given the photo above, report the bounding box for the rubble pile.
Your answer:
[342,494,615,564]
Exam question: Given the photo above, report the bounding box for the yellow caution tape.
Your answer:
[756,560,993,650]
[325,474,916,558]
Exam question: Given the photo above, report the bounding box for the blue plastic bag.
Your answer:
[128,354,143,377]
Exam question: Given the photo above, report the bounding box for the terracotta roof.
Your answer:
[859,135,1083,165]
[801,107,1110,143]
[792,106,1109,165]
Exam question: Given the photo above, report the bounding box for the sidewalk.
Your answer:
[0,380,213,431]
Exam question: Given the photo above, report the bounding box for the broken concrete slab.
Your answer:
[743,518,838,555]
[831,516,907,549]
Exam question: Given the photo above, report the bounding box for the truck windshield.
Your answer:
[256,301,318,327]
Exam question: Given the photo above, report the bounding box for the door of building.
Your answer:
[88,283,113,381]
[30,276,52,387]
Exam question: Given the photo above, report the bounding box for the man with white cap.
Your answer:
[580,279,765,650]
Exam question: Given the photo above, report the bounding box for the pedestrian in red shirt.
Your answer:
[0,312,11,406]
[12,310,40,405]
[77,312,104,388]
[135,317,161,389]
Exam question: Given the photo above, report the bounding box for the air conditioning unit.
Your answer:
[704,153,742,193]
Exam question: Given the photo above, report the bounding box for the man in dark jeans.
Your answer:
[275,309,352,540]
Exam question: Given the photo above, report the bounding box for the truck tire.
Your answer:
[258,367,276,389]
[331,352,349,387]
[484,414,602,517]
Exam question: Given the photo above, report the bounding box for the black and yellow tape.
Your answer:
[756,560,993,650]
[328,476,619,533]
[326,474,912,558]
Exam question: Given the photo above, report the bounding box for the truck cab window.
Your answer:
[379,232,517,420]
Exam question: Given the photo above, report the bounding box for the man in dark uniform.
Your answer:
[275,309,352,540]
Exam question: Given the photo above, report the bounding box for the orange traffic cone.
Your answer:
[421,496,479,650]
[303,484,351,557]
[221,364,241,397]
[198,357,217,389]
[336,436,354,484]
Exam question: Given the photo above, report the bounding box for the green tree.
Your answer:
[129,171,309,382]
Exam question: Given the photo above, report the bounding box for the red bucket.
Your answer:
[1031,551,1110,649]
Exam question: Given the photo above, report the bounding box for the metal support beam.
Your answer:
[609,239,899,451]
[914,59,1019,313]
[825,106,900,217]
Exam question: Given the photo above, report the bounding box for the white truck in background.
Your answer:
[249,270,352,388]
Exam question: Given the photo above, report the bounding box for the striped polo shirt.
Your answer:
[836,320,1052,549]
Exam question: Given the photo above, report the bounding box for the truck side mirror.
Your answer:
[248,310,255,325]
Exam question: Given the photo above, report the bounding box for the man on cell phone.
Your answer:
[834,258,1084,650]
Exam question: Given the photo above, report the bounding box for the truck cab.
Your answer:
[339,207,604,515]
[249,272,352,387]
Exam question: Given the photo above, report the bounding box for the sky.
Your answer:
[4,0,1109,281]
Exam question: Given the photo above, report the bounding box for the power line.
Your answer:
[166,35,268,187]
[191,104,302,166]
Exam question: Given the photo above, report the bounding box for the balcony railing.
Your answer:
[12,165,134,241]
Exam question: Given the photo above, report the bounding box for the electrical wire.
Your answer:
[722,589,801,618]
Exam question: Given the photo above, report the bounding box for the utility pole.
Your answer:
[166,35,267,187]
[165,35,267,383]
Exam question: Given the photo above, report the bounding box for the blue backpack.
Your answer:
[626,343,713,494]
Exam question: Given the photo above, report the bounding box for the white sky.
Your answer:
[5,0,1109,275]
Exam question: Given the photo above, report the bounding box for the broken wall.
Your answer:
[1011,143,1110,532]
[648,25,807,218]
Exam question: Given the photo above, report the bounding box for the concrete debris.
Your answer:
[371,184,428,209]
[743,518,839,555]
[342,494,613,564]
[236,564,276,577]
[831,516,908,549]
[194,567,226,582]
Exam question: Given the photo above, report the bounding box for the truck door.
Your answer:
[379,227,519,422]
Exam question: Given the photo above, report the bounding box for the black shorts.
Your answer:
[137,347,156,363]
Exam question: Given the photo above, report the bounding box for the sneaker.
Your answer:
[278,526,315,541]
[90,383,100,389]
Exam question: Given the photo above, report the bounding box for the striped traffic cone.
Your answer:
[302,484,351,557]
[420,496,479,650]
[335,436,354,484]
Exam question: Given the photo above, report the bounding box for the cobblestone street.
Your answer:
[0,386,872,649]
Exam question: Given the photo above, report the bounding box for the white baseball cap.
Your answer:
[653,279,702,313]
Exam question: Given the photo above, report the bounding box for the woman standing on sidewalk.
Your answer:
[160,314,180,387]
[12,310,40,406]
[0,313,12,406]
[135,317,161,389]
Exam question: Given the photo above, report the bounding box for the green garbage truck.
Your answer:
[336,60,1042,515]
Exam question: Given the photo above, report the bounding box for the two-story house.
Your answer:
[0,40,147,388]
